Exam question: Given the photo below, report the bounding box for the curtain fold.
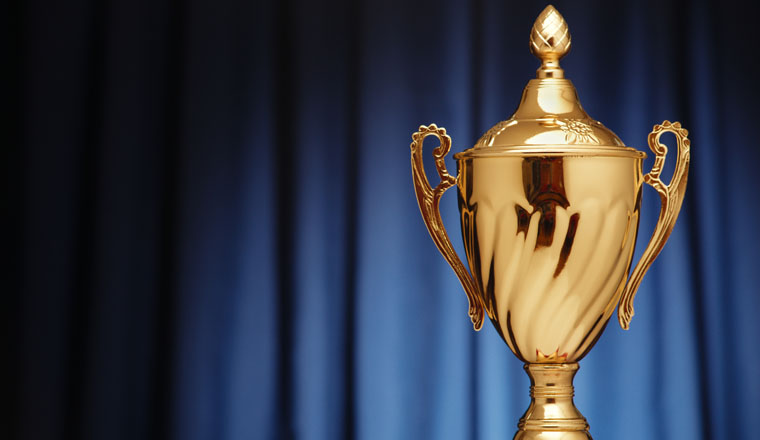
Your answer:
[10,0,760,439]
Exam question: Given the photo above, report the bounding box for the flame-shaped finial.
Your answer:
[530,5,571,78]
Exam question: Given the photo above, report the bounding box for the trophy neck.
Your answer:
[515,363,591,439]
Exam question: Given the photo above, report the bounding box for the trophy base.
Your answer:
[514,363,592,440]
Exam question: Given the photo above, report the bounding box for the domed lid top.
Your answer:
[455,5,643,159]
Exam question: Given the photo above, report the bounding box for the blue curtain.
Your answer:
[9,0,760,439]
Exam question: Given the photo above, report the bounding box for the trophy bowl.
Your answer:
[410,6,689,439]
[457,151,643,364]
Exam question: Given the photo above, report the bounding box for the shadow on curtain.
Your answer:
[8,0,760,439]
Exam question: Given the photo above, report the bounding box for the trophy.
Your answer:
[410,5,690,439]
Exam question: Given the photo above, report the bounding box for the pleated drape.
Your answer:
[9,0,760,439]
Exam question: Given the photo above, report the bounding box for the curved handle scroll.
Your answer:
[618,120,691,330]
[410,124,485,330]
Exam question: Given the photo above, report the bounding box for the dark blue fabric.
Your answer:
[8,0,760,439]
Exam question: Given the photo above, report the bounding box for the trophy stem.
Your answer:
[514,363,592,440]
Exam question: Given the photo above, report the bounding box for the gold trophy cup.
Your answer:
[410,6,690,439]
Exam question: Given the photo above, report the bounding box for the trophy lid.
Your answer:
[455,5,644,159]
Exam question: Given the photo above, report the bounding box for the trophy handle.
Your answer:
[410,124,485,330]
[618,120,691,330]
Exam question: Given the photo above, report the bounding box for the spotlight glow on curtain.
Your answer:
[11,0,760,439]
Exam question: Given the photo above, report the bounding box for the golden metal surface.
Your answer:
[618,121,690,329]
[410,124,485,330]
[408,5,690,438]
[456,153,643,363]
[459,8,630,154]
[459,78,630,151]
[530,5,571,79]
[515,364,591,440]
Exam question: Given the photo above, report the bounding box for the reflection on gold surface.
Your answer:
[618,121,691,329]
[410,124,485,330]
[457,153,643,363]
[530,4,571,79]
[409,5,690,438]
[515,364,591,439]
